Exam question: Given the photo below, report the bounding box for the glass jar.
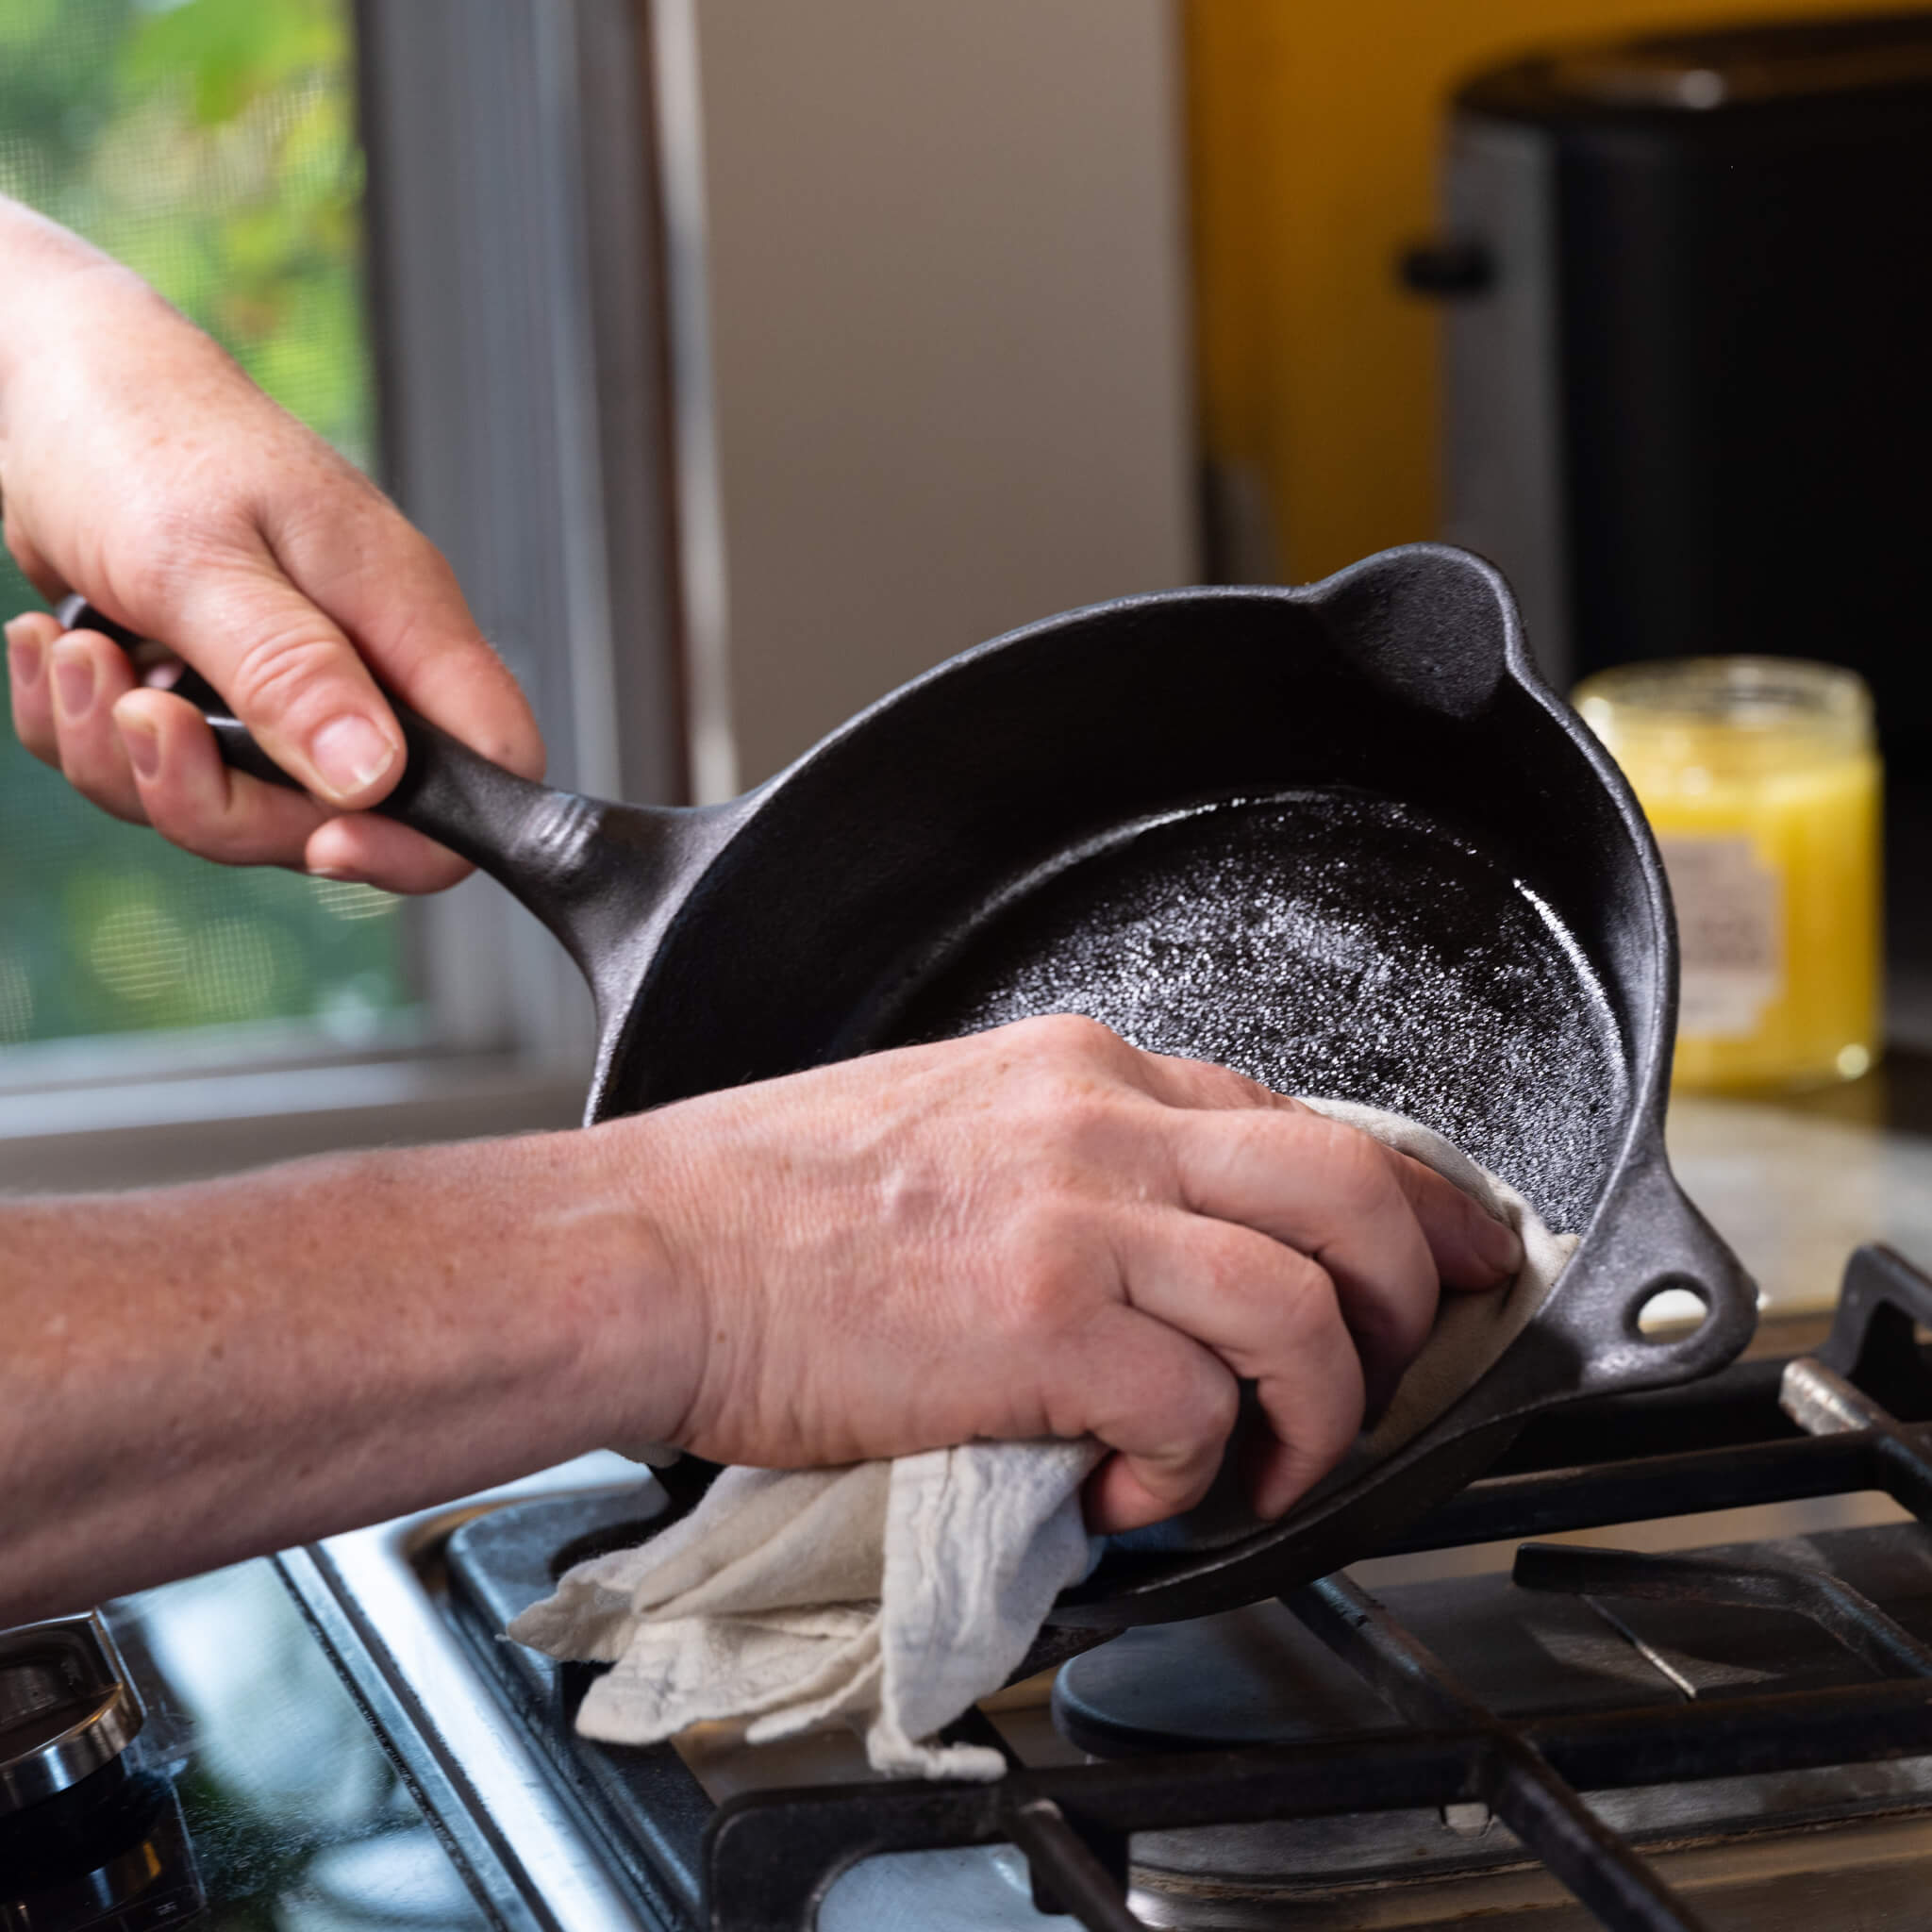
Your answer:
[1574,658,1882,1093]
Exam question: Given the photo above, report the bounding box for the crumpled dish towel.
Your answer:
[508,1099,1577,1781]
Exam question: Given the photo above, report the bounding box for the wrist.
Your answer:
[0,205,134,394]
[498,1118,708,1457]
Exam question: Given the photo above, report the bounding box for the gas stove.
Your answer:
[17,1256,1932,1931]
[0,1557,491,1930]
[258,1247,1932,1926]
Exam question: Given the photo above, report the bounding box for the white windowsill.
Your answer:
[0,1051,592,1192]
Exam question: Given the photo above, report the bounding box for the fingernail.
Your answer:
[309,714,398,798]
[7,632,42,690]
[122,715,161,781]
[53,650,94,720]
[1474,1211,1524,1277]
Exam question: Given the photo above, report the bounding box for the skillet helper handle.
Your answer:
[53,593,560,877]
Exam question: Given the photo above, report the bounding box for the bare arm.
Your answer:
[0,209,1521,1626]
[2,1131,667,1626]
[1,1019,1520,1628]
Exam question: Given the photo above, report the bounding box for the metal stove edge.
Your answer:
[275,1450,658,1932]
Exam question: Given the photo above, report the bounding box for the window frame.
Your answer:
[0,0,691,1189]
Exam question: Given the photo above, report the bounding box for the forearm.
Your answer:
[0,1128,684,1624]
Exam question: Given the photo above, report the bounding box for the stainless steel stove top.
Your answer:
[246,1245,1932,1932]
[277,1453,1075,1932]
[1063,1521,1932,1927]
[22,1240,1932,1931]
[0,1557,490,1932]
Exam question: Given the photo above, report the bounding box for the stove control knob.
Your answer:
[0,1612,146,1816]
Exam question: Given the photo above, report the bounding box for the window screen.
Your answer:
[0,0,414,1054]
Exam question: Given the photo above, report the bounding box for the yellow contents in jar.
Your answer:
[1574,658,1881,1094]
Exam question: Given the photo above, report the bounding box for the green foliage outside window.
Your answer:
[0,0,414,1051]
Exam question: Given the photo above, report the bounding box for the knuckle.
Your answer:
[1126,1341,1239,1448]
[1037,1083,1127,1158]
[225,619,351,729]
[139,777,268,867]
[1192,1223,1271,1306]
[1174,1364,1241,1448]
[1019,1011,1122,1061]
[1002,1255,1083,1336]
[1201,1060,1274,1108]
[994,1074,1139,1176]
[137,494,248,590]
[142,793,227,860]
[1383,1276,1441,1357]
[106,540,247,647]
[1313,1122,1400,1218]
[1139,1399,1238,1513]
[995,1211,1101,1335]
[1269,1251,1344,1349]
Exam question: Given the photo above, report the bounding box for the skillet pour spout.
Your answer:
[63,540,1756,1632]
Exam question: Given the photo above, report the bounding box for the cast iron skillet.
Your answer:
[62,541,1755,1633]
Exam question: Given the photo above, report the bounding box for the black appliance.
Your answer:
[1407,11,1932,753]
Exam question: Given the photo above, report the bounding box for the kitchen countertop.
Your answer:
[1667,1046,1932,1318]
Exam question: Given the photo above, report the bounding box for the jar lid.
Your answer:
[1575,657,1874,777]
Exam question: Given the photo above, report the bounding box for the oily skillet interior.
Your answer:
[66,542,1755,1632]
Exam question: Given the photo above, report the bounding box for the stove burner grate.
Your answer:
[440,1244,1932,1932]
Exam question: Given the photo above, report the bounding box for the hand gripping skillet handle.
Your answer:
[53,594,691,998]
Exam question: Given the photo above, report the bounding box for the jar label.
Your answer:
[1657,836,1783,1039]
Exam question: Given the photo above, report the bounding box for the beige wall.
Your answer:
[689,0,1196,788]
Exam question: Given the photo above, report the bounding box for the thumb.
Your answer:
[161,554,405,809]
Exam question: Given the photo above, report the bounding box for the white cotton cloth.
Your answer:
[509,1439,1103,1780]
[509,1102,1575,1781]
[1280,1098,1579,1492]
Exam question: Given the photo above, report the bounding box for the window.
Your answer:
[0,0,416,1055]
[0,0,688,1180]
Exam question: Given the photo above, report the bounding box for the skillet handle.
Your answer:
[1548,1148,1758,1400]
[51,594,673,983]
[56,595,568,868]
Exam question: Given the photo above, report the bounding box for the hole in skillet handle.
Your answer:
[1630,1275,1714,1342]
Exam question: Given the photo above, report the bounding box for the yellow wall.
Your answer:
[1186,0,1925,584]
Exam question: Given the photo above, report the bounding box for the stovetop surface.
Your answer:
[1056,1518,1932,1756]
[0,1559,487,1932]
[404,1243,1932,1932]
[431,1484,1932,1929]
[32,1241,1932,1932]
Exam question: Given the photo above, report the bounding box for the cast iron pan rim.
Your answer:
[577,544,1740,1628]
[748,544,1545,790]
[608,543,1681,1197]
